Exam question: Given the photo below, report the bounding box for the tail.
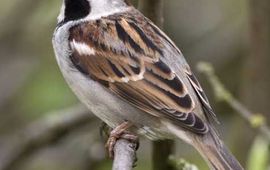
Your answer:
[192,127,244,170]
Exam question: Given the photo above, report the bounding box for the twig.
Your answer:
[112,139,137,170]
[197,62,270,141]
[0,105,96,170]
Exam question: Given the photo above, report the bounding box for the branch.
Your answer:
[197,62,270,141]
[112,139,137,170]
[0,105,97,170]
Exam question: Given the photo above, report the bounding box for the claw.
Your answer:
[105,121,139,158]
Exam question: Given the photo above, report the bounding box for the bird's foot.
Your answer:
[105,121,139,158]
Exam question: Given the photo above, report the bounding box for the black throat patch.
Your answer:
[64,0,90,23]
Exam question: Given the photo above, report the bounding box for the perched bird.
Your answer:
[52,0,244,169]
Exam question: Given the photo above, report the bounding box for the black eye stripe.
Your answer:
[63,0,91,23]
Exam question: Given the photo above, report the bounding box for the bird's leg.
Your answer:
[105,121,139,158]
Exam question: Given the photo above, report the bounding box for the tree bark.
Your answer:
[242,0,270,119]
[152,140,176,170]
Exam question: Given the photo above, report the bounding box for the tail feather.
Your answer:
[193,128,244,170]
[166,122,244,170]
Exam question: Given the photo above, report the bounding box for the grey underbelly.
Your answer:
[61,66,172,140]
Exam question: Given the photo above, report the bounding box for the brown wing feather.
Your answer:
[68,9,210,134]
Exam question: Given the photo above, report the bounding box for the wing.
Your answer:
[68,8,216,134]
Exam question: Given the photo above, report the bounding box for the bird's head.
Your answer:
[57,0,131,24]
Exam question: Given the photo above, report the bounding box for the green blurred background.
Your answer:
[0,0,269,170]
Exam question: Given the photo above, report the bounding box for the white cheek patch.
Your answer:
[70,39,96,56]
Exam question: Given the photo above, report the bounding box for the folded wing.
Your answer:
[68,9,214,134]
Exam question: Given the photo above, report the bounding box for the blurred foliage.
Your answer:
[247,136,270,170]
[15,65,77,118]
[169,156,199,170]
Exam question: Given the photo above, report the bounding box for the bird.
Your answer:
[52,0,244,169]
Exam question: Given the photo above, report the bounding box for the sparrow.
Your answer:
[52,0,244,169]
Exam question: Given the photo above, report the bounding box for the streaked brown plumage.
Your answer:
[68,9,212,134]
